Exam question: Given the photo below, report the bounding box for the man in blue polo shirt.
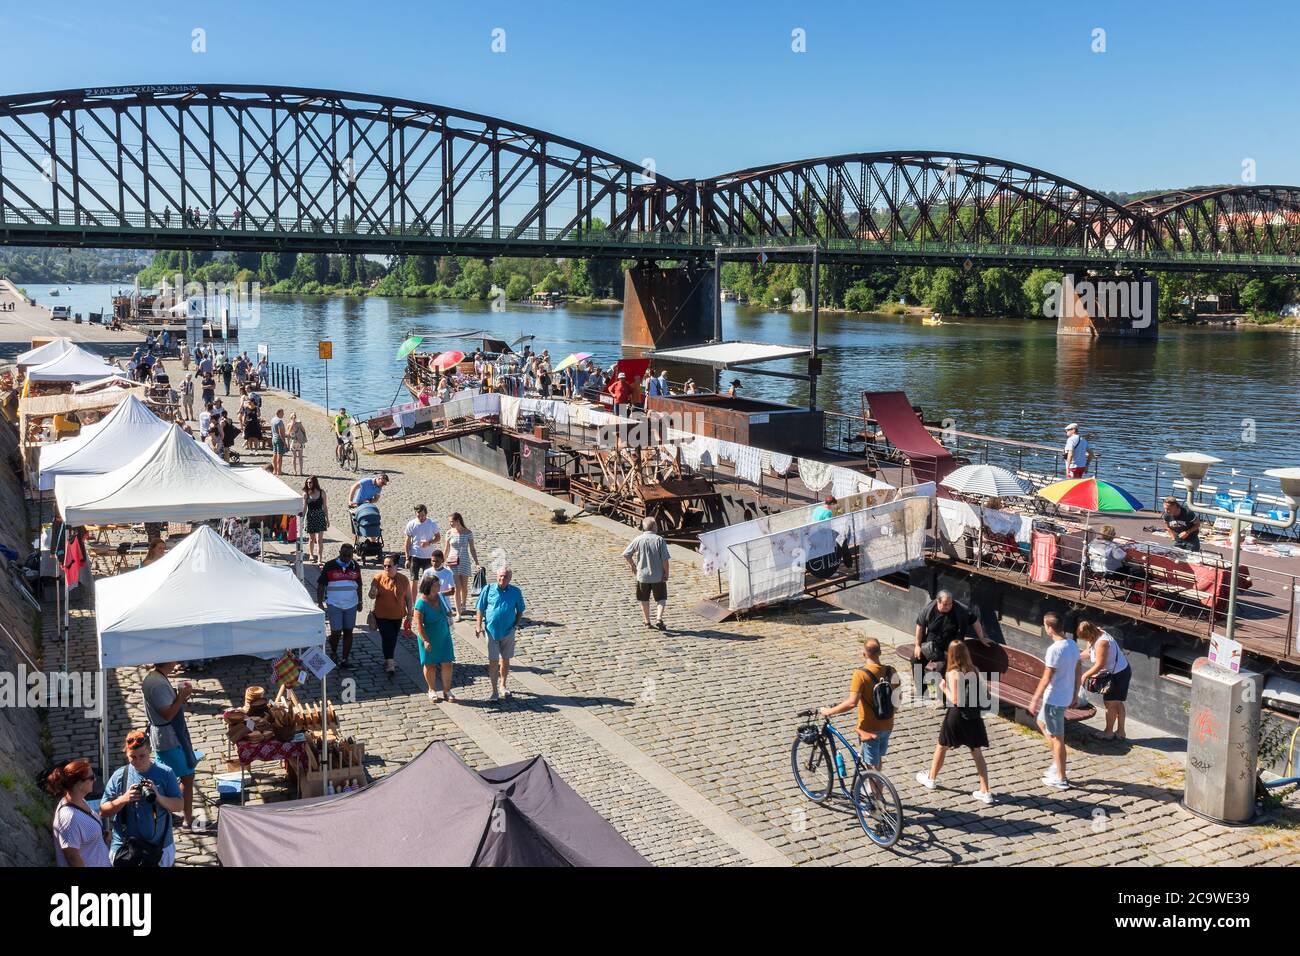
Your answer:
[348,473,390,507]
[476,566,525,703]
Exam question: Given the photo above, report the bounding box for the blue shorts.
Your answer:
[156,747,196,778]
[326,605,357,633]
[860,730,891,766]
[1038,703,1067,737]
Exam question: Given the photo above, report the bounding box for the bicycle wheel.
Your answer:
[852,770,904,848]
[344,445,359,472]
[790,736,834,803]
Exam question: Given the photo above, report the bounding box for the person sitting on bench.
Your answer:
[912,590,992,695]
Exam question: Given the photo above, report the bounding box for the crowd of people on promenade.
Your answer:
[34,338,1143,869]
[815,591,1131,808]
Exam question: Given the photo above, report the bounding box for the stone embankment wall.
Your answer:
[0,415,53,866]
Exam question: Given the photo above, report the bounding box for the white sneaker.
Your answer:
[914,771,936,790]
[1042,775,1070,790]
[971,790,994,805]
[426,690,437,701]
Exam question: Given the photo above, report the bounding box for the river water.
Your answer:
[51,282,1299,498]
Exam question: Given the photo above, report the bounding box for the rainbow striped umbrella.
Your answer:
[1037,477,1143,513]
[554,352,592,373]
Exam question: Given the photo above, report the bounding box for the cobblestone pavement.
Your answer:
[42,390,1300,866]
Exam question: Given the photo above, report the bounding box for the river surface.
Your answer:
[51,282,1300,498]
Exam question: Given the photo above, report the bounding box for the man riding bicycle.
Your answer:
[819,637,901,777]
[334,407,352,462]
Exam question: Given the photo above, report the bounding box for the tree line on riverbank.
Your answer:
[0,246,150,284]
[132,247,626,303]
[60,244,1300,326]
[721,260,1300,323]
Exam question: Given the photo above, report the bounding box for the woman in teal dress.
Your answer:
[413,575,455,702]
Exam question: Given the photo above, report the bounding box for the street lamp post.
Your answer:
[1164,453,1300,644]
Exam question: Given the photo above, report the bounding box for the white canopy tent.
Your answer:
[17,337,72,369]
[72,374,140,394]
[55,424,302,525]
[94,526,324,669]
[26,344,119,382]
[91,525,325,799]
[38,395,172,490]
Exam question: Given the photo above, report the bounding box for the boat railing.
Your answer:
[931,506,1300,661]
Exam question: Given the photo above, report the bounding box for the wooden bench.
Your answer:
[895,640,1095,722]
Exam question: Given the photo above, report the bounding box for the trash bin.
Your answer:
[1183,657,1263,824]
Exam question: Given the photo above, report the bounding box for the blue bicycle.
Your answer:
[791,709,904,848]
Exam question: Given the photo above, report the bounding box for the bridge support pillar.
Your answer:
[1054,271,1158,340]
[621,260,716,383]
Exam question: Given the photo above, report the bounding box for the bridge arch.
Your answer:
[0,84,697,247]
[1132,185,1300,257]
[696,150,1149,254]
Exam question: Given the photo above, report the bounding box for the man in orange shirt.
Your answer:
[819,638,901,775]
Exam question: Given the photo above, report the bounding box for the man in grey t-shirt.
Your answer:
[623,516,671,630]
[141,662,197,827]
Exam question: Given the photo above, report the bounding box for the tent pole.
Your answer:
[320,667,328,797]
[63,566,69,674]
[98,669,108,792]
[55,562,63,671]
[295,510,305,582]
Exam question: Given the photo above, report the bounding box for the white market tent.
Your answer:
[38,395,172,490]
[17,337,72,369]
[55,424,302,525]
[72,374,140,394]
[95,525,324,668]
[26,343,119,382]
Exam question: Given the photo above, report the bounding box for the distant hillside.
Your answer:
[0,246,150,284]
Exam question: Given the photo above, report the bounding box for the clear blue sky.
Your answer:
[0,0,1291,193]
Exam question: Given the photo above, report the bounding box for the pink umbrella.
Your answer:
[431,350,465,371]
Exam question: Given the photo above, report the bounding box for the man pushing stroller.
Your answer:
[348,473,390,509]
[347,473,390,567]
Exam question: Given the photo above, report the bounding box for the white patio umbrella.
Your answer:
[940,463,1031,498]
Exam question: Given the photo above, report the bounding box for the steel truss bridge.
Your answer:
[2,84,1300,273]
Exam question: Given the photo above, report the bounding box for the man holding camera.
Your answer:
[99,730,184,867]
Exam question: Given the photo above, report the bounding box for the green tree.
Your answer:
[843,282,878,312]
[925,267,963,314]
[1022,268,1063,318]
[504,273,533,300]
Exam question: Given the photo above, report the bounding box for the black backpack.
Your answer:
[859,667,896,720]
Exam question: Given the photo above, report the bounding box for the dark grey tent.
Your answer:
[216,742,648,867]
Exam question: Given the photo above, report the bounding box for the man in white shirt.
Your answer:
[404,503,440,578]
[420,549,457,604]
[1063,423,1089,479]
[1029,612,1083,790]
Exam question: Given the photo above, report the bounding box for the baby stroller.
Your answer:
[350,502,384,566]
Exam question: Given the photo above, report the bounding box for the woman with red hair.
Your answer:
[41,759,110,867]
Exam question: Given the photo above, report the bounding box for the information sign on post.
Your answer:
[319,341,332,413]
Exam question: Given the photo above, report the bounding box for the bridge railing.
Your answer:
[5,205,1299,266]
[0,205,704,248]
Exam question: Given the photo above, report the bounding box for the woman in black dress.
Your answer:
[241,399,263,449]
[915,641,993,804]
[303,476,329,564]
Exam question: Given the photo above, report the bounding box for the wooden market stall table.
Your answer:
[229,736,309,804]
